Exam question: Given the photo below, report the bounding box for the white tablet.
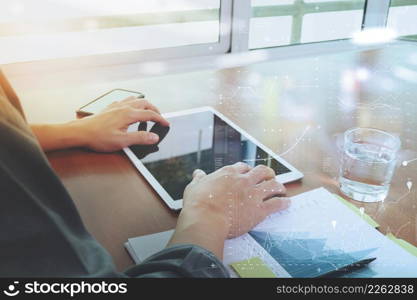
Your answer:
[123,107,303,210]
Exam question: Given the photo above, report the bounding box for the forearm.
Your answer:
[168,209,228,260]
[30,121,87,152]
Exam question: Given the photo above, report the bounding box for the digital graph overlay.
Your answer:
[249,231,378,278]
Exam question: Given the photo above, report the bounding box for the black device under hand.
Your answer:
[129,122,170,159]
[316,257,376,278]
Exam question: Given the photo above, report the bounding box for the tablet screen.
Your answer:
[129,110,291,201]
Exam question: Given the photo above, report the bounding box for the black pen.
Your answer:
[316,257,377,278]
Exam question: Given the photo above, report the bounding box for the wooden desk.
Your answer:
[4,42,417,271]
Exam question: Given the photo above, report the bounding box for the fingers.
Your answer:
[246,165,276,184]
[262,197,291,215]
[106,97,162,115]
[120,97,161,114]
[124,109,170,127]
[220,162,251,175]
[232,162,252,174]
[124,131,160,146]
[120,96,141,103]
[192,169,207,183]
[256,179,286,200]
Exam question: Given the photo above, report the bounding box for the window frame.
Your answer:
[227,0,409,63]
[1,0,233,66]
[232,0,393,53]
[2,0,411,70]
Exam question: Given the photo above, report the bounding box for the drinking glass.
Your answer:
[339,128,401,202]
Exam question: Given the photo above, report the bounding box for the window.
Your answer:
[249,0,366,49]
[387,0,417,39]
[1,0,413,66]
[0,0,229,64]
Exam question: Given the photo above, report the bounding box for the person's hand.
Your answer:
[168,162,290,259]
[75,96,169,152]
[182,163,290,239]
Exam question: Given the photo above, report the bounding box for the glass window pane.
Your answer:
[387,1,417,39]
[0,0,220,64]
[250,16,292,48]
[252,0,295,6]
[302,10,363,43]
[250,0,365,50]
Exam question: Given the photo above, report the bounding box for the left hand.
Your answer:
[76,96,169,152]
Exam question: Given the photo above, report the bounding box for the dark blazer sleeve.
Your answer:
[124,244,229,278]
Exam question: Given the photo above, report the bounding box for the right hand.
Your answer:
[180,162,290,239]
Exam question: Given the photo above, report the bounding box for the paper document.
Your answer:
[224,188,417,277]
[125,230,174,263]
[126,188,417,277]
[333,194,379,228]
[386,233,417,258]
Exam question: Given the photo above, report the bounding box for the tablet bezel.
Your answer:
[123,106,303,210]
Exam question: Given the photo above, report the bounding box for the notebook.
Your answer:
[125,229,174,263]
[125,187,417,277]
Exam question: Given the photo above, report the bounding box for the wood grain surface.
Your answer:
[4,43,417,271]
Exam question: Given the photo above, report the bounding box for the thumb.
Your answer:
[192,169,206,183]
[125,131,159,146]
[262,197,291,216]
